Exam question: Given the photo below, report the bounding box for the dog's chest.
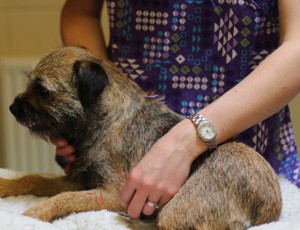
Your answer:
[70,152,119,189]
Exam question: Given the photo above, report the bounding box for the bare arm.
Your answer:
[165,0,300,161]
[198,0,300,152]
[120,0,300,219]
[60,0,108,58]
[55,0,108,173]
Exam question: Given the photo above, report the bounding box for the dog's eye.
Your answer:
[37,86,50,97]
[32,79,50,98]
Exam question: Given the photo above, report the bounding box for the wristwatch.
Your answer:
[187,113,217,150]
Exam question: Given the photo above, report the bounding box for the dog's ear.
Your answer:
[73,60,108,109]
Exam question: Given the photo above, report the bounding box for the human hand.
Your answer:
[120,119,204,219]
[51,138,76,174]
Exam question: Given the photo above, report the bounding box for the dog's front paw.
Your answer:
[23,203,57,222]
[0,178,15,197]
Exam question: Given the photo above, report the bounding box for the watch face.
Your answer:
[197,121,217,142]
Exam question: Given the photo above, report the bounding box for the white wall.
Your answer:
[290,96,300,147]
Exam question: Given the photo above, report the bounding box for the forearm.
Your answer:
[203,42,300,144]
[175,41,300,161]
[177,0,300,161]
[60,0,108,58]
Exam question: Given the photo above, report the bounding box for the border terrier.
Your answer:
[5,46,281,229]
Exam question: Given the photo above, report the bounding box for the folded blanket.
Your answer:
[0,168,299,230]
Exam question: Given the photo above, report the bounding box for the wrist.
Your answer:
[169,119,208,162]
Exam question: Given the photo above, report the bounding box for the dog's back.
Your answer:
[157,141,281,230]
[118,142,281,230]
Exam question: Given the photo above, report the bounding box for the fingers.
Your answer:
[142,196,161,216]
[121,181,171,219]
[120,167,174,219]
[120,170,141,218]
[51,137,76,173]
[120,169,151,219]
[56,145,76,159]
[119,148,191,219]
[51,137,76,158]
[50,137,68,147]
[127,189,149,219]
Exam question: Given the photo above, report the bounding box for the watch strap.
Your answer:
[187,113,206,126]
[187,113,217,150]
[207,137,217,150]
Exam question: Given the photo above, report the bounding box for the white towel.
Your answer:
[0,168,299,230]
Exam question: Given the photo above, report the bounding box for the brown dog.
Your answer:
[5,46,281,229]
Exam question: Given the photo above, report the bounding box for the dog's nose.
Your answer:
[9,95,25,117]
[10,101,21,117]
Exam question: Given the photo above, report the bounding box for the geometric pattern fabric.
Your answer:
[106,0,300,187]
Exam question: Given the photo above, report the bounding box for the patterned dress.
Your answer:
[105,0,300,187]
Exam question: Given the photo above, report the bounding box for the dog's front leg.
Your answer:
[23,188,124,221]
[0,175,85,197]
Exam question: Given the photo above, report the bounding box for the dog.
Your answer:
[5,46,281,229]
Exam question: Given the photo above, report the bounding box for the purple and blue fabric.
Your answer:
[106,0,300,187]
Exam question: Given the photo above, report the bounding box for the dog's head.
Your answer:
[9,46,142,142]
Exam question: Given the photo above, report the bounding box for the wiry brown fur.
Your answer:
[4,46,281,229]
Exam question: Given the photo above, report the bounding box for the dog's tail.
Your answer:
[115,212,158,230]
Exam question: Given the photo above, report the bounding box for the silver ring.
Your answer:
[146,200,160,209]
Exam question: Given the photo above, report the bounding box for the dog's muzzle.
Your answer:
[10,95,25,117]
[9,95,37,129]
[9,94,30,119]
